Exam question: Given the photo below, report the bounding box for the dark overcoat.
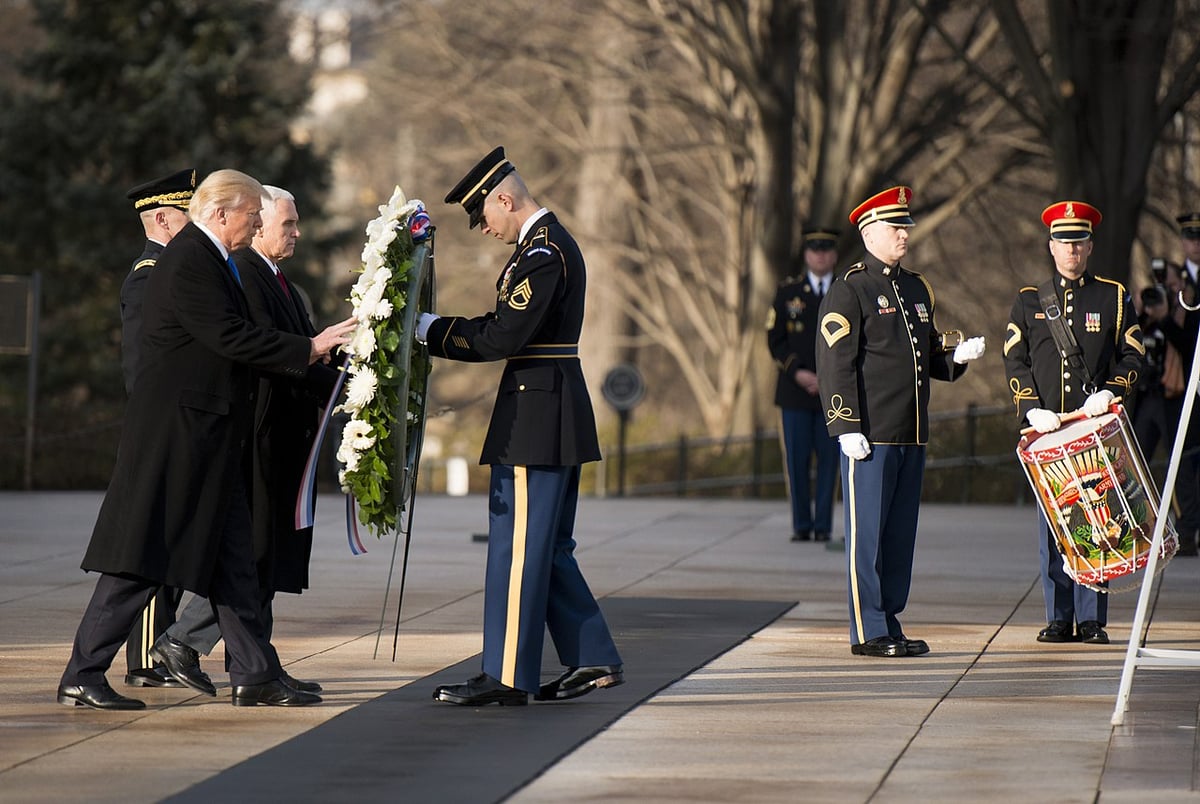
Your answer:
[424,212,601,466]
[82,223,312,595]
[235,247,339,594]
[119,239,163,393]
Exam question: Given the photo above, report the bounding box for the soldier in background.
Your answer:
[766,227,840,543]
[119,168,194,689]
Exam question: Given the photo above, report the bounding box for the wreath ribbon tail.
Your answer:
[294,357,351,530]
[346,492,367,555]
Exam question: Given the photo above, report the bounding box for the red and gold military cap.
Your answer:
[848,186,915,230]
[1041,200,1101,242]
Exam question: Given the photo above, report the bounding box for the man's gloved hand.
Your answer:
[1083,389,1115,417]
[1026,408,1061,434]
[416,312,439,343]
[838,433,871,460]
[953,336,986,364]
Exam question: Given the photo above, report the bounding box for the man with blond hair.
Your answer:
[57,169,355,710]
[157,184,335,694]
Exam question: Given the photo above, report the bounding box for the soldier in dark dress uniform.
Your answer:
[816,186,985,658]
[119,168,194,689]
[766,227,840,542]
[420,147,623,706]
[1003,201,1145,646]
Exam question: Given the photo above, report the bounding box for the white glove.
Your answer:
[1083,389,1115,417]
[953,336,986,364]
[416,312,440,343]
[1026,408,1061,434]
[838,433,871,460]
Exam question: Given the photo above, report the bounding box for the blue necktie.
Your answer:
[226,256,243,287]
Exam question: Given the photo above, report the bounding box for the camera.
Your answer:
[1141,286,1166,307]
[1151,257,1167,284]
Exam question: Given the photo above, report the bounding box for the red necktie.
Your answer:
[274,266,292,299]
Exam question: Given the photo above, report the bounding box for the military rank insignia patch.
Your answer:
[508,277,533,310]
[821,312,851,347]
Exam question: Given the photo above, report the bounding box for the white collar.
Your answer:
[519,208,551,244]
[193,221,230,261]
[252,245,280,274]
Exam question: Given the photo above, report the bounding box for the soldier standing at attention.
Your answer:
[119,168,195,690]
[816,186,985,658]
[1003,201,1145,646]
[418,147,624,706]
[766,226,841,543]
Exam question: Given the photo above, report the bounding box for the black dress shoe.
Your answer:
[813,531,831,542]
[896,635,930,656]
[282,672,322,693]
[1037,620,1077,643]
[58,681,145,710]
[850,636,906,657]
[149,635,216,696]
[433,673,528,706]
[791,530,812,542]
[232,678,322,707]
[1077,620,1110,644]
[535,665,625,701]
[125,666,185,688]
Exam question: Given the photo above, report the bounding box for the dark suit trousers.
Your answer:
[61,482,282,687]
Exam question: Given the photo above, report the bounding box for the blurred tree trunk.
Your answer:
[574,16,637,429]
[991,0,1200,285]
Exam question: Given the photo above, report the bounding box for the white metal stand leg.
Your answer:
[1111,302,1200,725]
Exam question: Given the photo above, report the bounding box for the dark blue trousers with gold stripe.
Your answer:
[483,464,622,693]
[841,445,925,645]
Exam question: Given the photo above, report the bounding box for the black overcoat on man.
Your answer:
[424,212,601,467]
[119,239,163,393]
[234,247,339,594]
[82,223,311,596]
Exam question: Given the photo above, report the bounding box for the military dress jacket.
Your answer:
[82,223,312,596]
[815,254,965,445]
[119,239,164,393]
[766,274,824,411]
[1003,271,1144,420]
[235,248,340,595]
[425,211,601,467]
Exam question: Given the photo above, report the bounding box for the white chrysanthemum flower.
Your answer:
[383,186,407,216]
[338,468,350,492]
[346,323,376,357]
[343,419,376,450]
[335,438,361,470]
[343,365,378,412]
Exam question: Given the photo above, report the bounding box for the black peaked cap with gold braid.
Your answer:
[444,146,516,229]
[126,168,195,212]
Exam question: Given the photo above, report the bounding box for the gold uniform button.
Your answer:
[519,384,526,391]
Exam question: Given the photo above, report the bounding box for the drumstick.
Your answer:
[1019,396,1123,436]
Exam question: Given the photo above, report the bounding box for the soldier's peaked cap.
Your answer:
[1041,200,1101,242]
[801,226,839,250]
[1176,212,1200,238]
[849,186,915,230]
[444,146,517,229]
[126,168,195,212]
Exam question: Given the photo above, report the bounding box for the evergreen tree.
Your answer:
[0,0,330,485]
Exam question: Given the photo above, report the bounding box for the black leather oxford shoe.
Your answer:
[897,635,930,656]
[433,673,528,706]
[1077,621,1110,644]
[58,681,145,710]
[150,635,216,696]
[232,679,322,707]
[791,530,812,542]
[813,531,831,542]
[1037,620,1077,643]
[282,672,322,693]
[125,665,185,688]
[535,665,624,701]
[850,636,907,657]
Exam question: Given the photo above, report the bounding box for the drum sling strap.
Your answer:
[1038,280,1096,393]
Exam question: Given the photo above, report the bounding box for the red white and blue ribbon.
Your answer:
[345,494,368,555]
[294,359,350,531]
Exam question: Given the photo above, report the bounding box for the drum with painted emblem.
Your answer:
[1017,404,1177,591]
